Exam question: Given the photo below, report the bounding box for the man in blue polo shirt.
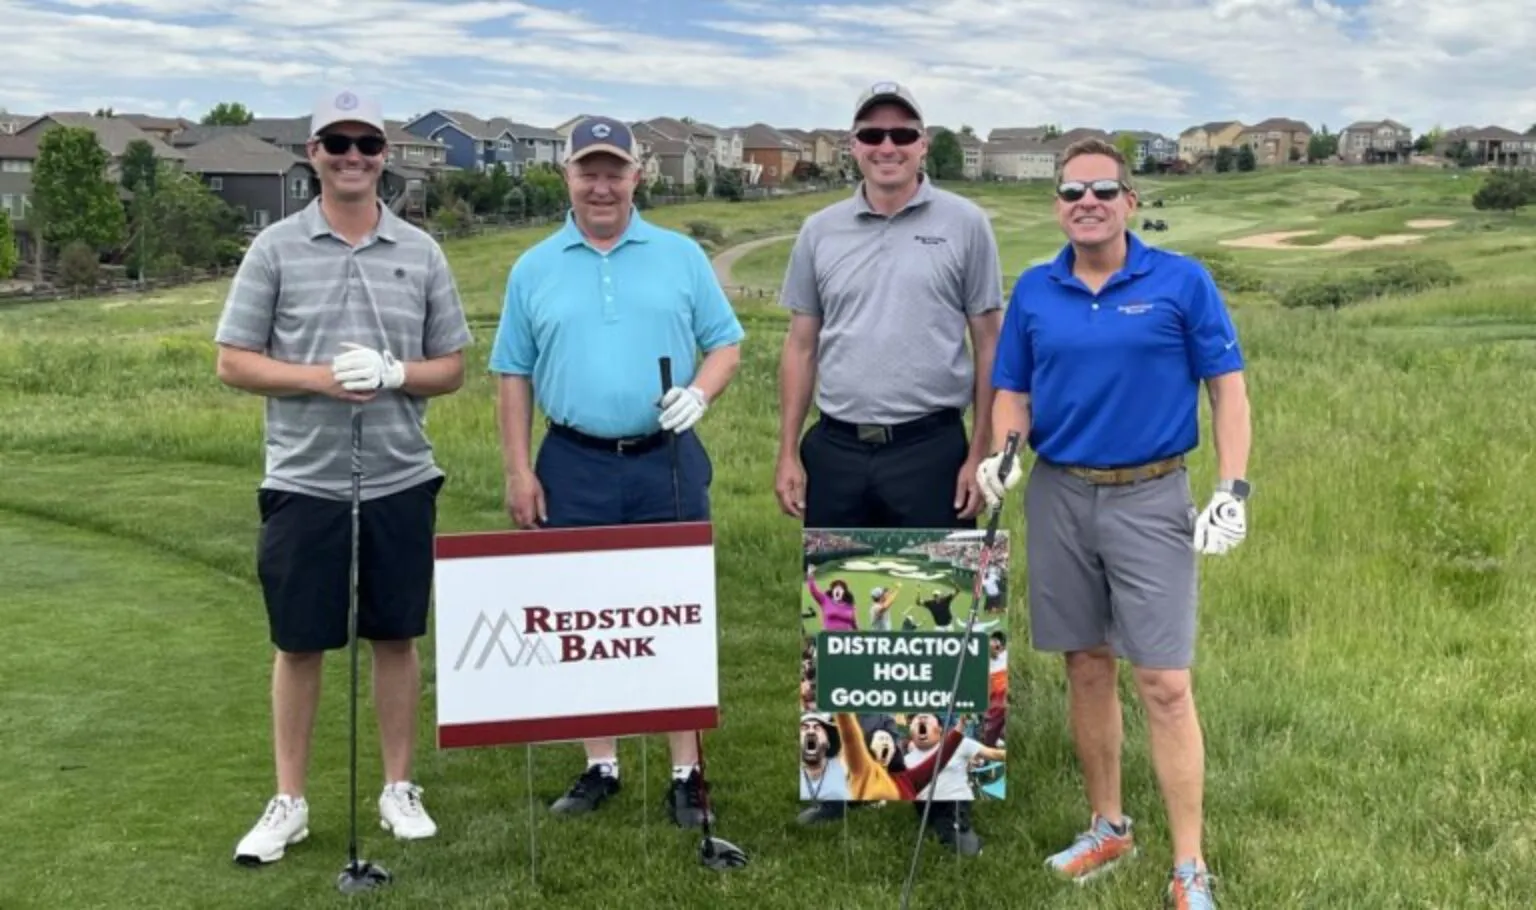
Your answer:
[488,115,745,829]
[976,138,1251,910]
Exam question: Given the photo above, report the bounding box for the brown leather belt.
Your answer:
[1058,455,1184,486]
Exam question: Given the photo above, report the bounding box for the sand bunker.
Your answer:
[1219,230,1426,251]
[1405,219,1456,229]
[838,560,917,572]
[889,570,949,581]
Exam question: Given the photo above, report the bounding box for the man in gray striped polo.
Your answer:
[776,80,1004,853]
[214,88,473,867]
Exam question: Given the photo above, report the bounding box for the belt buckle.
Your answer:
[615,436,636,455]
[857,424,892,445]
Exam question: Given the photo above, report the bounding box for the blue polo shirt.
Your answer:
[489,209,746,439]
[992,232,1244,468]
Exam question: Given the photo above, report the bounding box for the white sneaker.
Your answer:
[379,781,437,840]
[233,795,309,865]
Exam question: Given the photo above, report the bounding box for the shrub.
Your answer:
[1334,197,1406,214]
[685,220,727,246]
[56,240,100,291]
[1280,257,1463,310]
[1190,251,1263,293]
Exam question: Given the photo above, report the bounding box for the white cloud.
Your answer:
[1,0,1532,135]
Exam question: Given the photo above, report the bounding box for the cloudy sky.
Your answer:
[2,0,1532,136]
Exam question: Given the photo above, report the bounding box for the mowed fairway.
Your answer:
[2,166,1536,909]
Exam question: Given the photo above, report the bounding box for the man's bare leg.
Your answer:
[1065,647,1124,825]
[1133,666,1204,868]
[273,651,324,796]
[371,639,418,784]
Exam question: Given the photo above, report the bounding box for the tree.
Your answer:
[120,139,159,282]
[30,125,126,257]
[1471,169,1536,214]
[713,168,744,201]
[694,171,710,196]
[1113,133,1141,171]
[1307,131,1338,162]
[1214,146,1235,173]
[1526,124,1536,137]
[1236,144,1257,171]
[202,102,254,126]
[0,215,17,280]
[926,128,964,180]
[129,162,244,277]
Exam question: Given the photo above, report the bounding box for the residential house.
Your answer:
[779,128,841,172]
[172,116,434,216]
[1337,120,1414,164]
[179,132,315,230]
[0,113,36,135]
[384,120,449,170]
[401,110,564,175]
[987,126,1055,142]
[19,112,187,174]
[648,139,701,190]
[0,133,39,257]
[1235,118,1313,165]
[120,114,195,143]
[736,123,802,187]
[811,128,854,177]
[644,117,742,170]
[982,138,1062,181]
[1113,130,1178,170]
[1177,121,1245,163]
[638,118,721,189]
[1439,126,1536,168]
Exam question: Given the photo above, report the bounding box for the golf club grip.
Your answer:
[658,356,673,392]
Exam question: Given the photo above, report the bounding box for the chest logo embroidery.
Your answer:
[1117,302,1154,315]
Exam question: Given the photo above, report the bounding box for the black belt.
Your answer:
[818,408,962,445]
[546,421,668,455]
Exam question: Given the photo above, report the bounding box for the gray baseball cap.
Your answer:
[853,81,924,125]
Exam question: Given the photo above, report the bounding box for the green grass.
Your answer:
[3,165,1536,909]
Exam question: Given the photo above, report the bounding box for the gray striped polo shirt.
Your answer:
[779,177,1004,426]
[214,200,473,502]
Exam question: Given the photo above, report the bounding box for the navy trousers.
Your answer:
[535,428,713,528]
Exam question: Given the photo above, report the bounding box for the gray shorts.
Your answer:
[1024,460,1199,669]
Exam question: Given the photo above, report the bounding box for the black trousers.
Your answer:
[800,408,976,531]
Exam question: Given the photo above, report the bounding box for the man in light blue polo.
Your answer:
[488,115,744,830]
[976,137,1251,910]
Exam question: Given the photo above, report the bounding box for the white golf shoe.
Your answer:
[233,795,310,866]
[379,781,438,840]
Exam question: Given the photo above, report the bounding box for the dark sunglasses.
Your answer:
[318,133,386,157]
[1057,179,1125,203]
[854,126,922,147]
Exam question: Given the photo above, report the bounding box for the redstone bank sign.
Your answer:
[432,523,720,748]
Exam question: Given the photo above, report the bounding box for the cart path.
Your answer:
[711,233,796,287]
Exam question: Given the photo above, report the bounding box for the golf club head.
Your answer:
[699,836,749,870]
[336,860,391,894]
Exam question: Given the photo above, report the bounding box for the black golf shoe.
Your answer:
[664,770,715,829]
[550,765,621,816]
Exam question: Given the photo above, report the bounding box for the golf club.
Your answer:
[897,430,1022,910]
[337,404,391,895]
[658,356,749,872]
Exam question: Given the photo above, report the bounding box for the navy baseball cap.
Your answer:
[565,115,638,164]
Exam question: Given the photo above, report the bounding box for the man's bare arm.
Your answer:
[777,314,820,460]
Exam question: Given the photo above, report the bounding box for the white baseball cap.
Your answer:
[310,88,385,137]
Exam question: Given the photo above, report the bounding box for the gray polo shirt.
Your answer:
[214,199,473,502]
[780,178,1003,425]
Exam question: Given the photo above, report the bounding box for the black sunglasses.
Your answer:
[854,126,923,147]
[318,133,386,157]
[1057,179,1125,203]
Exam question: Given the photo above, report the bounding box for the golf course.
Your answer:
[3,164,1535,908]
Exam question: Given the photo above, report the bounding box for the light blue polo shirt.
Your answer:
[489,209,745,439]
[992,232,1244,468]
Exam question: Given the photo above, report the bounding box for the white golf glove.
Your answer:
[976,451,1024,509]
[658,385,708,433]
[1194,491,1247,555]
[332,342,405,392]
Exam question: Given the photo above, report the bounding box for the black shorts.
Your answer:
[255,475,444,653]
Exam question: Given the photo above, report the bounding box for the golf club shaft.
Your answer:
[348,405,363,866]
[899,430,1021,910]
[658,357,682,519]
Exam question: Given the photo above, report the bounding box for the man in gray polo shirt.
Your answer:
[775,81,1004,850]
[213,88,473,867]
